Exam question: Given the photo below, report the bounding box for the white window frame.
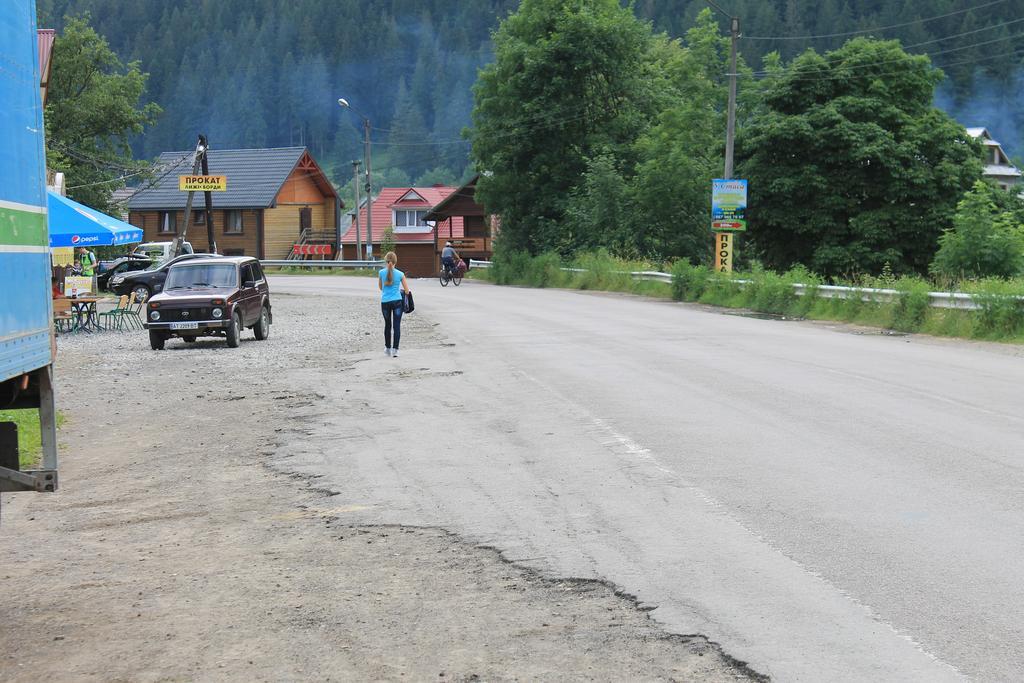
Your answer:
[393,208,430,233]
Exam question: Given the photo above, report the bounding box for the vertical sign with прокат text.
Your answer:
[711,179,747,231]
[715,232,733,273]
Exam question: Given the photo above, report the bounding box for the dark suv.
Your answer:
[143,256,272,350]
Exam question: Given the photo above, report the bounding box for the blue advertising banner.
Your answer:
[711,179,747,231]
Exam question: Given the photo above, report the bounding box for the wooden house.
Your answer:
[127,147,341,259]
[424,174,494,271]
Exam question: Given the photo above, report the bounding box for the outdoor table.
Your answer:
[69,296,101,333]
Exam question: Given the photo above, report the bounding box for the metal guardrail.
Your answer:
[262,259,384,269]
[469,259,996,311]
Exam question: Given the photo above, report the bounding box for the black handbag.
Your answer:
[403,290,415,313]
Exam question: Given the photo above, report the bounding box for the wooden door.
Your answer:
[299,207,312,235]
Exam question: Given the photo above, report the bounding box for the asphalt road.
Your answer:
[272,275,1024,682]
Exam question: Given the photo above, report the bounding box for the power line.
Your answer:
[50,141,150,173]
[748,42,1024,84]
[898,15,1024,51]
[704,0,734,21]
[66,165,156,190]
[114,152,194,197]
[746,22,1024,78]
[744,0,1008,41]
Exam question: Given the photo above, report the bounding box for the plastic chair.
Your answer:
[52,297,73,333]
[122,292,144,330]
[98,295,130,331]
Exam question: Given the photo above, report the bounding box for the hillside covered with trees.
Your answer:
[38,0,1024,192]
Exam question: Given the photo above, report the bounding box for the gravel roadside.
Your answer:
[0,282,762,682]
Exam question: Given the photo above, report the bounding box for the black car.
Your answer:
[108,253,221,302]
[97,255,153,291]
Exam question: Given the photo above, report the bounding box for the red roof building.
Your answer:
[342,185,464,277]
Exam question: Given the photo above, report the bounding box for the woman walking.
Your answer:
[378,251,410,357]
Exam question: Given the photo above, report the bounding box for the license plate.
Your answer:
[170,322,199,330]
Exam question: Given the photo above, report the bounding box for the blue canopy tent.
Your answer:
[47,191,143,248]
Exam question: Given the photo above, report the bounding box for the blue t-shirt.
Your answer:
[380,267,405,303]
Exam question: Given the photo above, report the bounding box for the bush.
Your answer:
[490,248,533,285]
[380,227,397,257]
[670,260,711,301]
[527,252,566,288]
[964,278,1024,338]
[742,265,797,314]
[571,250,632,290]
[787,266,821,317]
[931,180,1024,279]
[890,277,931,331]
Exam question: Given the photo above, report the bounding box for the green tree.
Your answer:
[736,38,983,277]
[469,0,663,255]
[380,226,397,256]
[930,180,1024,280]
[389,79,433,179]
[45,15,161,212]
[415,167,458,187]
[629,10,754,261]
[563,154,635,253]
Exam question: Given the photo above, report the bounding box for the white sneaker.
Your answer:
[385,347,392,357]
[392,348,399,357]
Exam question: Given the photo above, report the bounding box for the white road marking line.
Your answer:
[515,366,966,680]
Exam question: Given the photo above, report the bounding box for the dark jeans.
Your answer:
[381,299,404,349]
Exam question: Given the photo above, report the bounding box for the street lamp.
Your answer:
[338,98,373,261]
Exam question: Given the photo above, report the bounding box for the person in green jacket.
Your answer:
[76,246,97,276]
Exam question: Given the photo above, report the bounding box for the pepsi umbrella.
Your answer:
[47,191,143,247]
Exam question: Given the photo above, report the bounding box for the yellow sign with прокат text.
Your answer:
[179,175,227,192]
[715,232,733,273]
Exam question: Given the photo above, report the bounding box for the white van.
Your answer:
[133,241,194,263]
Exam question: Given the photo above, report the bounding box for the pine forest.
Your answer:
[39,0,1024,187]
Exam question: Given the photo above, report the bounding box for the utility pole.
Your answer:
[338,98,375,261]
[362,118,373,261]
[706,1,742,273]
[199,134,217,254]
[724,16,739,179]
[174,135,206,258]
[351,159,363,260]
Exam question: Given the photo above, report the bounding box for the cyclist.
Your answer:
[441,241,460,276]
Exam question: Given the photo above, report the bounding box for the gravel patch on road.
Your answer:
[1,281,763,681]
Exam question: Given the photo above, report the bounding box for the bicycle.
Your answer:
[439,262,463,287]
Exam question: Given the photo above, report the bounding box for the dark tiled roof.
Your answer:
[128,147,311,210]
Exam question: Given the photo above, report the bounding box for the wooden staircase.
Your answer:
[286,228,335,260]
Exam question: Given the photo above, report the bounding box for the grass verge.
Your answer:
[482,250,1024,344]
[0,409,66,469]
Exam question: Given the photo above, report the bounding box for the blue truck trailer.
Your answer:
[0,1,59,508]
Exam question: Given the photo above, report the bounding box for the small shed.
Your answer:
[424,174,494,270]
